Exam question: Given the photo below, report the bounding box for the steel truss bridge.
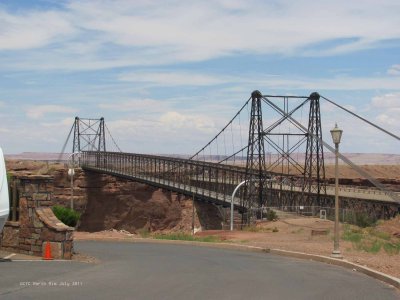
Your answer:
[80,150,399,206]
[62,91,400,221]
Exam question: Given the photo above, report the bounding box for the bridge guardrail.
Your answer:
[79,151,399,208]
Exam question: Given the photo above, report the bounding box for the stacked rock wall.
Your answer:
[0,175,74,259]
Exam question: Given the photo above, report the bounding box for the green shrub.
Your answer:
[364,240,382,254]
[344,211,377,228]
[342,225,363,243]
[52,205,81,227]
[342,224,400,255]
[369,229,391,241]
[266,209,278,221]
[7,173,13,182]
[137,227,150,238]
[355,213,377,228]
[243,225,260,232]
[154,233,221,243]
[383,242,400,255]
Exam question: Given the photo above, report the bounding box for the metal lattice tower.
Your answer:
[72,117,106,153]
[243,90,268,222]
[303,92,327,206]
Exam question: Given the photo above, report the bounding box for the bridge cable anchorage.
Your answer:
[321,95,400,141]
[262,96,400,204]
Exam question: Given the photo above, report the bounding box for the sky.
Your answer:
[0,0,399,155]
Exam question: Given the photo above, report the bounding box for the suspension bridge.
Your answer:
[60,91,400,222]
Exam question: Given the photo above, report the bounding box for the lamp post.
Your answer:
[68,152,80,210]
[330,123,343,259]
[230,178,274,231]
[231,180,249,231]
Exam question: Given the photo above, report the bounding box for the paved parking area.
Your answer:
[0,241,399,299]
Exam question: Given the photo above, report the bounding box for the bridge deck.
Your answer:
[82,165,399,206]
[79,151,399,208]
[82,166,243,209]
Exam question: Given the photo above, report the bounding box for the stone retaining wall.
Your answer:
[0,175,74,259]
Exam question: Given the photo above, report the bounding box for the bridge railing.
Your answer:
[79,151,399,209]
[79,151,261,208]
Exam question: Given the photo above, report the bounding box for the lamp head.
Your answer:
[330,123,343,144]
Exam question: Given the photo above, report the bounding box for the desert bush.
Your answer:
[154,233,221,243]
[342,224,399,255]
[344,211,377,228]
[52,205,81,227]
[137,227,151,238]
[266,209,278,221]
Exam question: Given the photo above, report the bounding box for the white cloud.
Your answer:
[40,117,76,128]
[0,0,400,70]
[254,76,400,91]
[376,114,400,127]
[116,70,400,90]
[159,111,215,133]
[368,93,400,134]
[371,93,400,109]
[387,64,400,76]
[25,105,77,119]
[99,98,170,112]
[104,110,218,153]
[343,105,356,111]
[0,9,74,50]
[119,71,228,86]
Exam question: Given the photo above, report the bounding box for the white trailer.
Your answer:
[0,147,9,232]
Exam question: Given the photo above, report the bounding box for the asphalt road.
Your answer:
[0,241,398,300]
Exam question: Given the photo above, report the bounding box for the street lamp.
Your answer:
[230,178,274,231]
[231,180,248,231]
[68,152,81,210]
[330,123,343,259]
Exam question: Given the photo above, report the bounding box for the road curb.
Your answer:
[268,248,400,290]
[77,236,267,253]
[76,237,400,290]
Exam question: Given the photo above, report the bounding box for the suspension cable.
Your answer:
[263,96,400,203]
[57,123,74,162]
[230,122,235,164]
[105,123,122,152]
[189,97,252,160]
[321,95,400,141]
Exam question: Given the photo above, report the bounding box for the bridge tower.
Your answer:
[243,90,268,222]
[72,117,106,153]
[303,92,327,206]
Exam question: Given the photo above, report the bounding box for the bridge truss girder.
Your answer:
[243,90,268,221]
[72,117,106,153]
[243,91,327,219]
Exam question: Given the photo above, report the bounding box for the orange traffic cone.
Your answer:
[43,241,54,260]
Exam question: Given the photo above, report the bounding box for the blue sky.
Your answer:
[0,0,399,155]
